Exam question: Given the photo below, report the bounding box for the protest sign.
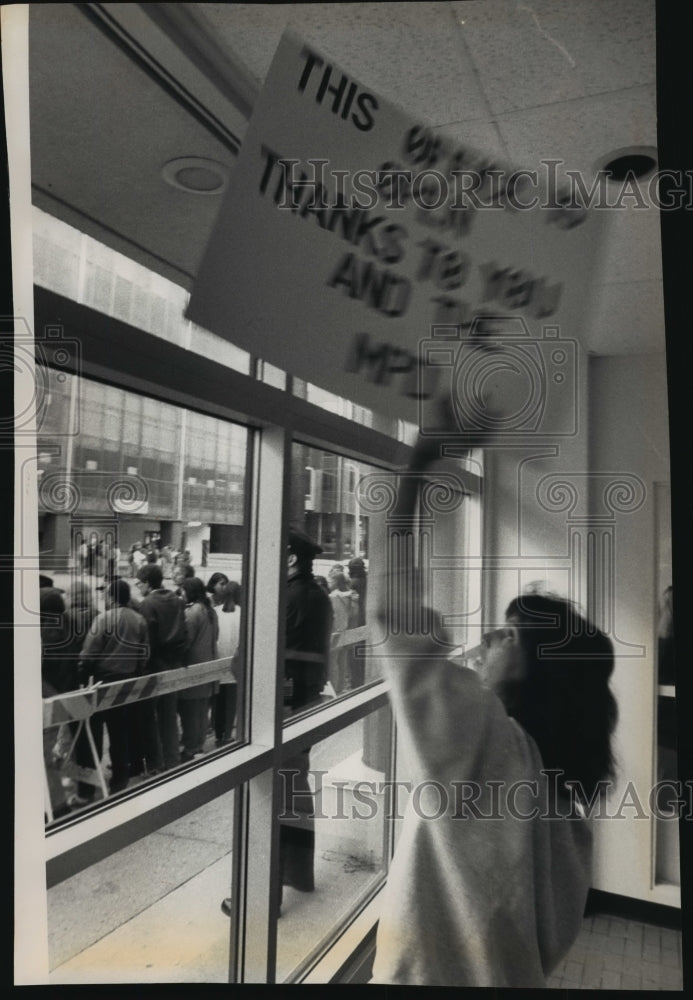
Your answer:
[188,30,605,432]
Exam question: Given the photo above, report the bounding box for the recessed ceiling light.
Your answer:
[162,157,230,195]
[595,146,658,182]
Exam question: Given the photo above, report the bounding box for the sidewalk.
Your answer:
[48,728,382,984]
[48,806,380,984]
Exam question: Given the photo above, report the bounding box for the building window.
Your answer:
[47,790,237,983]
[39,369,250,825]
[30,212,481,983]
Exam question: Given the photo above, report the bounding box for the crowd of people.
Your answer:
[41,539,369,822]
[40,551,244,820]
[76,535,120,579]
[314,558,368,693]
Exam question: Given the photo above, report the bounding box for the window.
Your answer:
[289,442,382,705]
[48,790,237,983]
[275,707,392,981]
[29,212,481,983]
[39,371,250,823]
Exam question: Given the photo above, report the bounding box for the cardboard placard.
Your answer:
[188,30,605,429]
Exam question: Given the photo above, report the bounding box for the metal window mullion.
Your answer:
[279,682,390,758]
[43,684,390,884]
[45,741,275,884]
[228,780,248,983]
[33,288,412,469]
[236,422,291,982]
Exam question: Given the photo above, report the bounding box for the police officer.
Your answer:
[221,527,333,917]
[284,528,333,712]
[281,529,333,898]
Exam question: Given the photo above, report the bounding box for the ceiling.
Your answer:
[28,1,664,356]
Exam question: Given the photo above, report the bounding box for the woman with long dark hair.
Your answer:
[178,576,219,760]
[371,419,618,988]
[206,573,242,745]
[499,593,617,804]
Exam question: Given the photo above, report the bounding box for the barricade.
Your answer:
[42,657,234,728]
[329,625,369,651]
[43,658,234,820]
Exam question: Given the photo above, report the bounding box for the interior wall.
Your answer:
[483,342,591,621]
[482,348,673,904]
[587,353,671,901]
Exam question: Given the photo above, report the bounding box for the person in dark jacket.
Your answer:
[285,530,333,712]
[221,528,333,918]
[39,585,73,694]
[68,579,104,803]
[40,587,73,819]
[347,557,368,626]
[77,578,149,795]
[284,529,333,900]
[134,563,187,772]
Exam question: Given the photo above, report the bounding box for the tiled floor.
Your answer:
[547,913,683,990]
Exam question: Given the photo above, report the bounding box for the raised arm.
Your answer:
[376,400,512,780]
[377,396,480,648]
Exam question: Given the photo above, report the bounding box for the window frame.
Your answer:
[32,286,410,980]
[33,283,483,982]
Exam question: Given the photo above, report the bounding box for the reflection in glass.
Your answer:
[289,444,382,706]
[48,791,235,983]
[33,205,251,374]
[654,482,678,886]
[276,707,391,982]
[38,369,249,823]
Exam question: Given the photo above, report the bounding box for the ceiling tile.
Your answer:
[194,2,492,126]
[451,0,656,115]
[433,119,509,161]
[30,4,233,284]
[495,86,657,176]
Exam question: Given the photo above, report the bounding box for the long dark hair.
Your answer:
[181,576,216,625]
[206,573,241,611]
[502,594,618,802]
[206,572,228,592]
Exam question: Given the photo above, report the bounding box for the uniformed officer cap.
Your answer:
[288,527,323,561]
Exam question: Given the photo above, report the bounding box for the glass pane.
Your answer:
[654,483,678,886]
[38,369,249,824]
[259,360,287,390]
[48,790,235,983]
[293,376,399,437]
[276,706,391,981]
[288,443,384,709]
[32,206,251,375]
